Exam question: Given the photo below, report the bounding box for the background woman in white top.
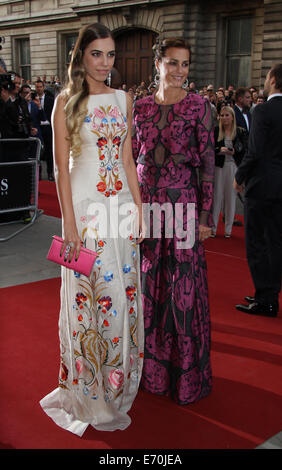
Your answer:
[212,106,248,238]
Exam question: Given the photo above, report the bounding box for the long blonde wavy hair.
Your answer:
[63,23,114,157]
[217,106,237,142]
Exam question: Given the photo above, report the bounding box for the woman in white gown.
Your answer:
[40,23,144,437]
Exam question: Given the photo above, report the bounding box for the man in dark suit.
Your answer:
[1,73,37,222]
[5,73,35,141]
[19,84,45,142]
[234,87,252,134]
[20,84,47,179]
[233,64,282,317]
[0,79,12,139]
[35,79,54,181]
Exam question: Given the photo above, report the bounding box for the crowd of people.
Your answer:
[1,25,281,439]
[0,73,62,181]
[0,72,62,222]
[0,59,269,260]
[120,78,266,112]
[0,59,269,235]
[0,68,266,169]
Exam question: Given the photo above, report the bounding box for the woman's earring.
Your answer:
[107,72,112,87]
[154,73,160,86]
[182,79,189,89]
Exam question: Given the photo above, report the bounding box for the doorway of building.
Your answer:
[114,28,158,88]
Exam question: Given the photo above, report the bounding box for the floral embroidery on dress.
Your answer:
[123,234,140,358]
[108,369,124,390]
[43,93,144,434]
[59,224,141,403]
[84,105,127,198]
[59,360,68,383]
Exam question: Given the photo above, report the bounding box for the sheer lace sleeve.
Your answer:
[132,99,141,163]
[196,100,215,227]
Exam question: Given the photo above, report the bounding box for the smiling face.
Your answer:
[82,37,115,87]
[156,47,190,89]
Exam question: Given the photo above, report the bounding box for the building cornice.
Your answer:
[73,0,168,15]
[0,1,24,4]
[0,0,174,29]
[0,9,77,29]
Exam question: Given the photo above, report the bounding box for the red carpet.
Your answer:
[1,220,282,450]
[38,180,61,218]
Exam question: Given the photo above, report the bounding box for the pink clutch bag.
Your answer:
[47,235,98,277]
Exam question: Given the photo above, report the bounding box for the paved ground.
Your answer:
[0,162,61,288]
[0,213,61,288]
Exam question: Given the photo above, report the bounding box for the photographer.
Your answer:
[20,84,45,179]
[5,72,37,141]
[0,73,36,222]
[0,78,12,139]
[19,84,45,143]
[0,54,7,74]
[35,79,54,180]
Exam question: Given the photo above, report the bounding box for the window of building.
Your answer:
[65,33,78,67]
[226,17,253,88]
[58,32,78,81]
[15,37,31,81]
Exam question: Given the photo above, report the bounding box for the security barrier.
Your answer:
[0,137,43,241]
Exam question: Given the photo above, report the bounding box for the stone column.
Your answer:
[261,0,282,83]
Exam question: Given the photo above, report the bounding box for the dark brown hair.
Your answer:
[269,63,282,92]
[235,87,250,102]
[153,38,192,64]
[74,23,113,58]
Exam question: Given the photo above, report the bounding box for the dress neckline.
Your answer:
[89,90,116,96]
[153,91,188,106]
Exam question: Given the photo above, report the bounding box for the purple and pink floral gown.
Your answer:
[132,92,215,405]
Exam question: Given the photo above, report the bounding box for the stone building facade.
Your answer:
[0,0,281,89]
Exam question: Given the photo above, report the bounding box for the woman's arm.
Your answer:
[196,99,215,241]
[233,127,248,167]
[52,94,81,260]
[122,92,145,244]
[131,98,141,163]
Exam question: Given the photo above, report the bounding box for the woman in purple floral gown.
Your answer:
[132,38,215,405]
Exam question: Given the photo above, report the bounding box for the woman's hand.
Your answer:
[220,146,234,155]
[61,222,81,262]
[33,96,41,108]
[199,224,211,242]
[233,178,244,193]
[30,127,38,136]
[136,206,146,244]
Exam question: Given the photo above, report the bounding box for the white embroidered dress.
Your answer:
[40,90,144,436]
